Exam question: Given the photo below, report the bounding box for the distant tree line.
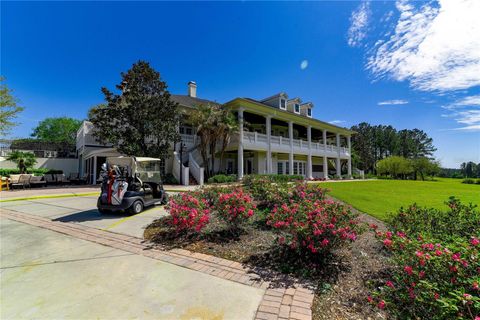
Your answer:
[350,122,437,175]
[459,161,480,178]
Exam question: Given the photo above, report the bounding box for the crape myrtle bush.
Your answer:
[266,184,361,255]
[207,174,237,184]
[370,198,480,319]
[166,186,255,232]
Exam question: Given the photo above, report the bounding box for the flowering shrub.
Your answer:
[370,198,480,319]
[390,196,479,241]
[216,188,256,228]
[266,198,360,254]
[167,192,210,233]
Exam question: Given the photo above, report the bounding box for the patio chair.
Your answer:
[29,175,47,188]
[11,174,32,189]
[44,174,57,185]
[55,174,70,185]
[77,173,88,185]
[1,176,10,191]
[69,172,80,184]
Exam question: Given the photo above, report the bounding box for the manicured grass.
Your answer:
[318,178,480,221]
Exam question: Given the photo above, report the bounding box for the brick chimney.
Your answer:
[188,81,197,98]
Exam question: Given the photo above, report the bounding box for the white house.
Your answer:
[76,82,354,185]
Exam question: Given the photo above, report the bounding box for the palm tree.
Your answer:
[189,104,237,178]
[6,151,37,173]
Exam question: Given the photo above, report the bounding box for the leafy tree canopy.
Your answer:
[88,61,180,160]
[0,77,24,136]
[6,150,37,173]
[31,117,82,144]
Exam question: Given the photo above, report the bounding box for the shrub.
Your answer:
[370,198,480,319]
[166,192,210,233]
[207,174,237,184]
[371,231,479,319]
[476,179,480,185]
[0,168,62,176]
[266,198,360,255]
[216,188,256,228]
[243,174,304,185]
[462,178,475,184]
[390,197,479,241]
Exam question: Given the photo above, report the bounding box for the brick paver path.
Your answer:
[1,208,315,320]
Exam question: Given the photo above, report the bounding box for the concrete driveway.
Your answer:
[0,194,266,319]
[1,195,165,238]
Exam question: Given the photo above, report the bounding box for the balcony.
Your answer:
[242,132,349,157]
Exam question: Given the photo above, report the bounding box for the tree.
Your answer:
[0,77,24,136]
[31,117,82,144]
[412,157,440,181]
[88,61,180,160]
[351,122,376,173]
[6,151,36,173]
[376,156,412,179]
[461,161,477,178]
[188,103,236,178]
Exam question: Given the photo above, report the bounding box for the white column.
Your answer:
[307,126,312,179]
[237,108,245,180]
[93,156,97,184]
[336,133,341,178]
[266,115,272,174]
[323,156,329,179]
[322,129,327,149]
[347,135,352,178]
[288,121,294,175]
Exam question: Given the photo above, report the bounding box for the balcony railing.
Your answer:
[242,132,348,155]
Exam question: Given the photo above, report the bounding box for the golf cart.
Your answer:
[97,156,168,214]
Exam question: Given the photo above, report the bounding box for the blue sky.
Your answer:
[2,1,479,168]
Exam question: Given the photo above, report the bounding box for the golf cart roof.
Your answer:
[135,157,161,162]
[106,156,161,163]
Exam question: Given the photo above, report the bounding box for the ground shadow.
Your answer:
[53,209,130,222]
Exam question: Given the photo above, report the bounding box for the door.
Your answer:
[244,159,253,175]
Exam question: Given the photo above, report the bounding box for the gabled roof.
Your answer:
[170,95,221,108]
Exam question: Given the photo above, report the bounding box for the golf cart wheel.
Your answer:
[130,200,143,214]
[98,208,110,214]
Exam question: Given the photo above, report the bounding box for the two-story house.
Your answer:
[76,82,354,185]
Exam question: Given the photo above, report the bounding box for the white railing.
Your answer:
[240,131,349,155]
[181,134,197,146]
[189,150,204,185]
[173,152,189,186]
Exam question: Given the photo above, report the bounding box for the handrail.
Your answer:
[189,150,204,185]
[173,151,189,186]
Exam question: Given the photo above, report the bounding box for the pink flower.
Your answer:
[435,250,443,256]
[383,239,393,247]
[473,281,479,290]
[419,271,425,279]
[377,300,385,309]
[404,265,413,275]
[367,296,373,303]
[452,253,461,261]
[386,281,395,288]
[385,231,393,239]
[321,239,329,247]
[471,237,480,246]
[434,293,440,300]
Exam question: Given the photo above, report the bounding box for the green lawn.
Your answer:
[318,178,480,221]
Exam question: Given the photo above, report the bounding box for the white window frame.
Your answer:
[279,98,287,110]
[307,108,312,118]
[294,104,300,114]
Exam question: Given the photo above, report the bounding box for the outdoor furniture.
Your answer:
[78,173,88,185]
[29,175,47,188]
[55,174,70,185]
[44,174,56,185]
[11,174,32,189]
[69,172,80,184]
[0,176,10,191]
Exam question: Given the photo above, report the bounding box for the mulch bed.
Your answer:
[144,202,390,320]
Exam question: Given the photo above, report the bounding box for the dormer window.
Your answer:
[280,98,287,110]
[294,104,300,114]
[307,108,312,117]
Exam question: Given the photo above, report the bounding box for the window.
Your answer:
[294,104,300,113]
[277,162,283,175]
[293,162,298,175]
[179,127,185,134]
[186,127,193,135]
[307,108,312,117]
[280,99,286,110]
[285,162,290,174]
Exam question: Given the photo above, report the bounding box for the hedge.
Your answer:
[0,168,63,177]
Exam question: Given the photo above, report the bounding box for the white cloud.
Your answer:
[367,0,480,92]
[378,99,409,105]
[442,95,480,131]
[329,120,346,125]
[300,60,309,70]
[347,1,371,47]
